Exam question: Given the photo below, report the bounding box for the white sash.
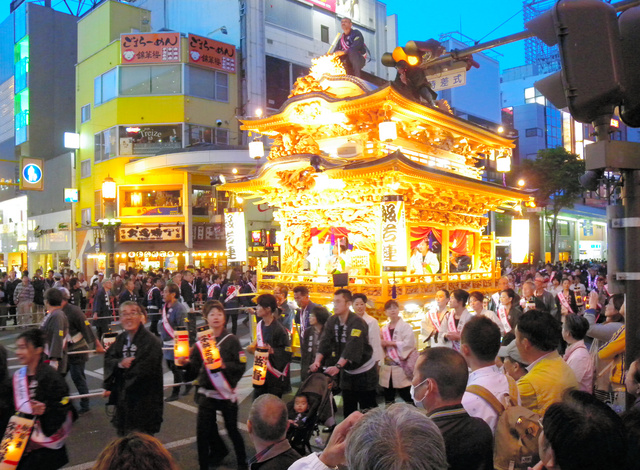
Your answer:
[162,304,175,340]
[497,305,512,333]
[147,286,157,302]
[225,285,239,304]
[196,336,237,403]
[447,313,461,352]
[428,307,444,332]
[13,368,72,450]
[382,325,401,364]
[207,284,218,299]
[255,321,290,379]
[557,292,575,314]
[248,282,256,293]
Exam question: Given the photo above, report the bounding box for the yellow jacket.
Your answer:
[598,325,626,385]
[517,351,579,415]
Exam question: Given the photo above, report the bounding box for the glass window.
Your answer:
[186,66,215,100]
[215,128,229,144]
[94,190,103,221]
[80,208,91,226]
[119,125,182,155]
[151,65,181,94]
[192,187,213,216]
[102,69,117,102]
[95,69,117,105]
[81,104,91,123]
[215,71,228,102]
[121,189,182,215]
[94,76,101,105]
[120,66,151,95]
[524,87,535,100]
[14,4,26,42]
[321,25,329,44]
[94,127,118,161]
[80,160,91,178]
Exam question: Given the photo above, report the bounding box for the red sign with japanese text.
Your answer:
[120,32,181,64]
[188,34,236,73]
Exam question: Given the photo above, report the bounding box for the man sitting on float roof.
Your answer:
[332,18,366,78]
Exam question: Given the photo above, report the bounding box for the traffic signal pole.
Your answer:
[418,0,640,71]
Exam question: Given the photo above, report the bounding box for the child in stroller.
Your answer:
[286,373,336,455]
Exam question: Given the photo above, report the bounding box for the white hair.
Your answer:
[345,404,448,470]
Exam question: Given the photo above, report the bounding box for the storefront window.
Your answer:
[192,188,213,216]
[186,125,229,146]
[94,127,118,162]
[119,124,182,156]
[121,188,182,216]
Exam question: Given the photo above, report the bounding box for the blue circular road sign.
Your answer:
[23,164,42,184]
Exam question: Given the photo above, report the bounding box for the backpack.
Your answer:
[466,379,541,470]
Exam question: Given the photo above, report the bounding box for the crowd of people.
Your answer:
[0,260,637,469]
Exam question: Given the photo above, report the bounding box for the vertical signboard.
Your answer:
[188,34,237,73]
[380,195,407,272]
[225,210,247,262]
[120,32,180,64]
[19,157,43,191]
[511,219,530,264]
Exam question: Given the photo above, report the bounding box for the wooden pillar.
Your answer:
[473,231,481,271]
[441,227,450,274]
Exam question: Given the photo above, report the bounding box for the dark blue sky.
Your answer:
[384,0,529,71]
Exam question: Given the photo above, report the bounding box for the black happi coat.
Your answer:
[103,325,164,436]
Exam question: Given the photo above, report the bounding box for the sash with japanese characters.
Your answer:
[161,304,176,340]
[428,306,444,333]
[381,325,401,365]
[12,367,72,451]
[254,321,289,385]
[497,305,512,333]
[557,292,575,314]
[196,334,237,402]
[447,313,461,351]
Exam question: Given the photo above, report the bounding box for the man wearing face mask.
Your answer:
[411,347,493,470]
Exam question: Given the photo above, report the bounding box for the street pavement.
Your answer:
[0,318,314,470]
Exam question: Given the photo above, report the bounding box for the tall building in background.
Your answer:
[523,0,559,73]
[0,1,78,273]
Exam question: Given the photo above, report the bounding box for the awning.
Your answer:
[114,241,188,253]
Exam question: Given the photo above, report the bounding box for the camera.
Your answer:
[216,119,222,127]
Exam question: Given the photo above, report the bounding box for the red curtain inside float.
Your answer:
[409,227,443,250]
[310,227,350,243]
[449,229,470,254]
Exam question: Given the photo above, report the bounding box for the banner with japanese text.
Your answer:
[188,34,237,73]
[380,195,408,272]
[120,32,180,64]
[225,211,247,262]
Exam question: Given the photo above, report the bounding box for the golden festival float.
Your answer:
[221,54,529,333]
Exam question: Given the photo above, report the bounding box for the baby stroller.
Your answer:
[286,372,336,455]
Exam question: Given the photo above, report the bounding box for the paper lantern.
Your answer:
[0,414,35,469]
[174,327,190,360]
[252,347,269,386]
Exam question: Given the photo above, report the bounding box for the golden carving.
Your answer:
[276,167,317,192]
[289,75,329,98]
[268,131,321,160]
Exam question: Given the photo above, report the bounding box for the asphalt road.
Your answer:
[0,319,314,470]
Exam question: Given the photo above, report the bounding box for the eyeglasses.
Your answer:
[121,312,141,318]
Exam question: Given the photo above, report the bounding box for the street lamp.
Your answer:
[101,175,119,277]
[207,26,228,36]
